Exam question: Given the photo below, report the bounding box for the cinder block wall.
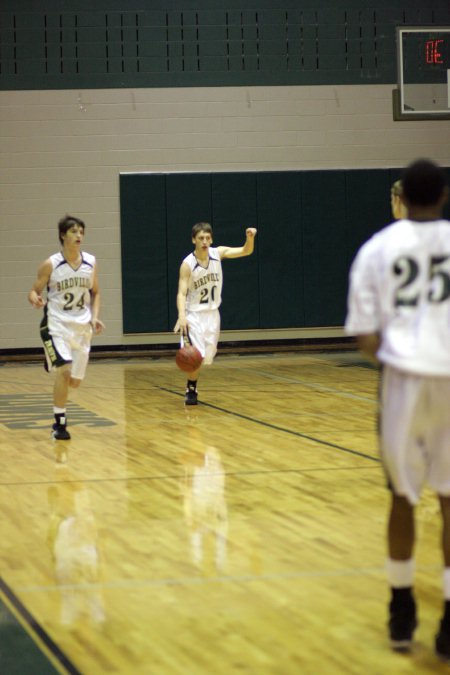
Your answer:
[1,84,449,350]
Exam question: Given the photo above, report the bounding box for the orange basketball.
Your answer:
[175,345,203,373]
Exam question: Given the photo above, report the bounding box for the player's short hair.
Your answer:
[390,180,403,197]
[192,222,213,238]
[58,215,85,244]
[401,159,447,207]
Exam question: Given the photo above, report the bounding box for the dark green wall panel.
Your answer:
[256,172,304,327]
[120,173,168,333]
[345,169,392,268]
[211,173,259,330]
[301,171,348,327]
[120,167,450,335]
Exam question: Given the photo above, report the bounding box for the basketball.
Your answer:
[175,345,203,373]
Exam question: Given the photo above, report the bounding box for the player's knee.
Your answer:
[203,347,216,365]
[69,377,82,388]
[56,365,71,384]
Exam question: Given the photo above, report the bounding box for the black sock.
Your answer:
[391,587,414,605]
[187,379,197,391]
[442,600,450,625]
[55,413,67,427]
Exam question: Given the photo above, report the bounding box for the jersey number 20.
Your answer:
[199,286,217,304]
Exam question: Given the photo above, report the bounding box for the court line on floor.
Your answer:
[15,562,441,594]
[0,463,380,488]
[0,576,81,675]
[157,386,380,463]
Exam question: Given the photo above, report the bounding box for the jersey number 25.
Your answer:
[393,255,450,307]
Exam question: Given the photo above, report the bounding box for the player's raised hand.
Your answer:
[246,228,257,238]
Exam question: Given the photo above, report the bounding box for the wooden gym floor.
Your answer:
[0,351,448,674]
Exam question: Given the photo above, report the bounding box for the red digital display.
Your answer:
[425,39,444,64]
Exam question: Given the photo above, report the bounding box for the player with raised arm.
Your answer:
[28,215,104,440]
[174,222,257,405]
[345,159,450,660]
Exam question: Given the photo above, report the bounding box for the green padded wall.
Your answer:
[123,168,446,334]
[301,171,348,326]
[256,172,303,328]
[211,173,259,329]
[344,169,393,267]
[120,173,169,333]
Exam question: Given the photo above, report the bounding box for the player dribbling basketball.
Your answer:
[174,222,257,405]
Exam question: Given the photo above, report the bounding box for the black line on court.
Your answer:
[157,386,380,464]
[0,463,379,488]
[0,577,82,675]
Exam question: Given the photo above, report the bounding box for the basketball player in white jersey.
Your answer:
[391,179,408,220]
[174,222,257,405]
[345,159,450,660]
[28,215,104,440]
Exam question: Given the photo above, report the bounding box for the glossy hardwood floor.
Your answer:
[0,351,448,674]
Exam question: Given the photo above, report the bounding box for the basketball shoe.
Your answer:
[185,387,198,406]
[388,593,417,651]
[436,619,450,660]
[52,422,71,440]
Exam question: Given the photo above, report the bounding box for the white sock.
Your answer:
[54,406,66,415]
[386,558,415,587]
[443,568,450,600]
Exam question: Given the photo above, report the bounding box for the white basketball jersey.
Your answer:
[46,251,96,326]
[184,248,223,312]
[345,218,450,375]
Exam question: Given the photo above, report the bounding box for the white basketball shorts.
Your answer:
[380,365,450,504]
[41,320,93,380]
[186,309,220,365]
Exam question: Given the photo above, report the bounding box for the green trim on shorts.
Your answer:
[39,314,69,369]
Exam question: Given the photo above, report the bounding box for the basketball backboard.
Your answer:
[393,26,450,120]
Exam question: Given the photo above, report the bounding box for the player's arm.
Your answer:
[355,333,381,365]
[90,264,105,334]
[28,259,52,309]
[345,242,381,364]
[174,262,191,334]
[218,228,257,260]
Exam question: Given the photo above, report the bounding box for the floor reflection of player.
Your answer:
[47,463,105,626]
[179,442,228,575]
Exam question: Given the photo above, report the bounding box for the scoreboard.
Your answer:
[395,27,450,120]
